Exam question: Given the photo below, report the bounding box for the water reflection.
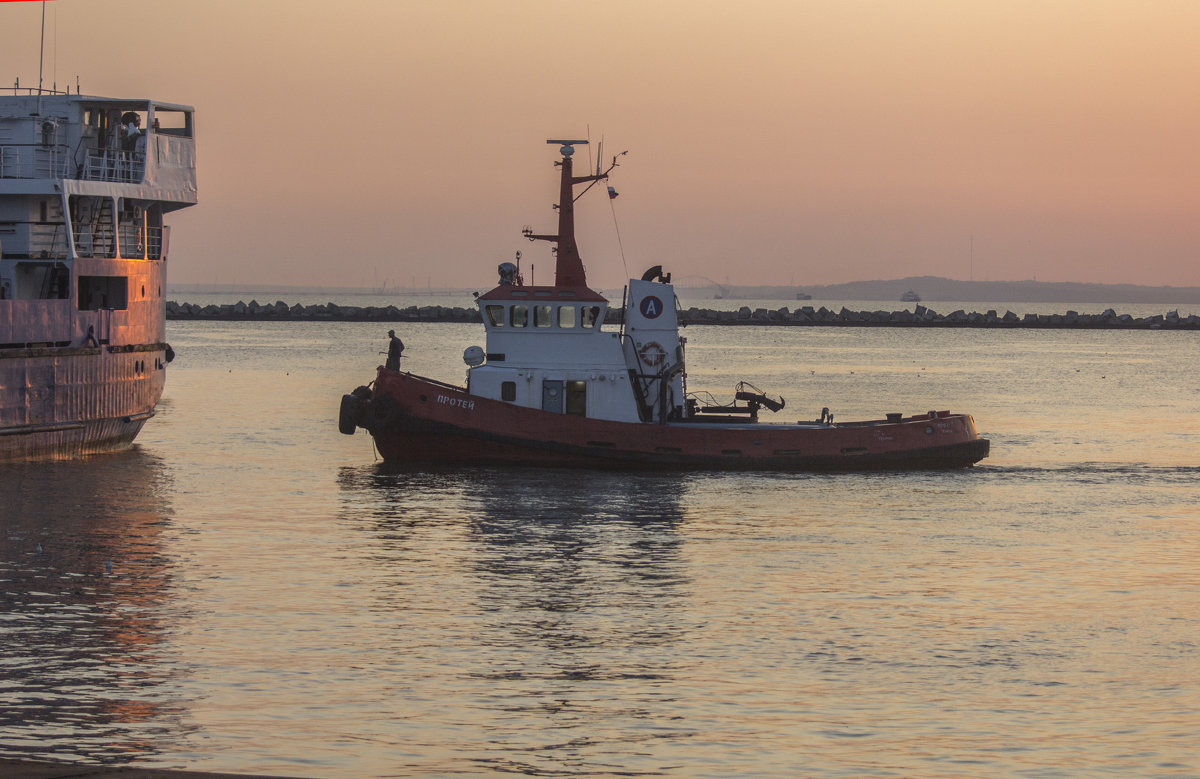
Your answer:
[463,469,690,656]
[336,466,697,775]
[0,449,187,765]
[336,464,692,646]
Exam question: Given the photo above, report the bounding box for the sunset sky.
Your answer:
[3,1,1197,289]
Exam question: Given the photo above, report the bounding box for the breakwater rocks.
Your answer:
[167,300,483,323]
[165,300,1200,329]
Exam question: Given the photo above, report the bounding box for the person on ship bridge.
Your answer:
[120,112,142,151]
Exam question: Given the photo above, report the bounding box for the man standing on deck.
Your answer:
[386,330,404,371]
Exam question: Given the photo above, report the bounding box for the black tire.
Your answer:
[338,394,362,435]
[366,394,400,432]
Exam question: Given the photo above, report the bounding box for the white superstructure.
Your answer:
[466,269,689,425]
[0,91,197,460]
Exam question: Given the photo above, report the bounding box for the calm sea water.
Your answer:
[2,318,1198,778]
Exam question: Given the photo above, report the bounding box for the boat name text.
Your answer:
[437,394,475,411]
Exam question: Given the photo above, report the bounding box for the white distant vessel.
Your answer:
[0,90,197,460]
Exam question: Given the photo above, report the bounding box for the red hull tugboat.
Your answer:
[340,140,989,470]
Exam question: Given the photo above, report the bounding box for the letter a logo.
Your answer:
[639,295,663,320]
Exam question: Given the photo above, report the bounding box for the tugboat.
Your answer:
[0,90,197,460]
[340,140,988,470]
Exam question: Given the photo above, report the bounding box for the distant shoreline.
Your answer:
[166,301,1200,330]
[167,276,1200,305]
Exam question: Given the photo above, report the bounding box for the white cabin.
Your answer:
[459,139,690,426]
[465,272,688,425]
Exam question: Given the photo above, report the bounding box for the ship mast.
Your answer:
[523,139,611,288]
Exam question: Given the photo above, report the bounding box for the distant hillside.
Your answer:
[682,276,1200,304]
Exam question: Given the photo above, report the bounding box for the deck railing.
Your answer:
[1,222,164,260]
[0,144,145,183]
[0,146,16,178]
[83,150,145,183]
[116,226,165,259]
[0,144,73,179]
[72,223,116,258]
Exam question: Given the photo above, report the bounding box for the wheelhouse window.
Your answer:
[581,305,601,328]
[558,305,576,328]
[150,106,193,138]
[485,305,505,327]
[501,381,516,402]
[534,305,553,327]
[511,304,528,328]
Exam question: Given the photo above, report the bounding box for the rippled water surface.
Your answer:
[2,320,1198,777]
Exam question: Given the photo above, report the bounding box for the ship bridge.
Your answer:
[1,94,197,272]
[0,95,196,199]
[467,279,641,421]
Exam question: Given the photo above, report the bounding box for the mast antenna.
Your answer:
[36,0,47,112]
[52,0,57,94]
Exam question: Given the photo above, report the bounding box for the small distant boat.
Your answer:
[901,289,921,302]
[340,139,988,471]
[795,291,812,300]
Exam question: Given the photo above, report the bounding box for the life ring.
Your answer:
[638,341,666,367]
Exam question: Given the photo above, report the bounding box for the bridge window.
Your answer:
[511,304,528,328]
[581,305,601,328]
[534,305,553,327]
[150,107,193,138]
[557,305,575,328]
[501,381,516,401]
[485,305,505,327]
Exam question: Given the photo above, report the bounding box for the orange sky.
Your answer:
[4,0,1197,289]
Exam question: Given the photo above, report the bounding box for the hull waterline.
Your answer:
[357,369,989,472]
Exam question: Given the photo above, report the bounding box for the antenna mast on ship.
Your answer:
[522,139,621,288]
[36,0,48,113]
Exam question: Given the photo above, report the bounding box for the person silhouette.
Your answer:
[386,329,404,370]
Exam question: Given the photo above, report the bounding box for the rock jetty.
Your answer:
[165,301,1200,329]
